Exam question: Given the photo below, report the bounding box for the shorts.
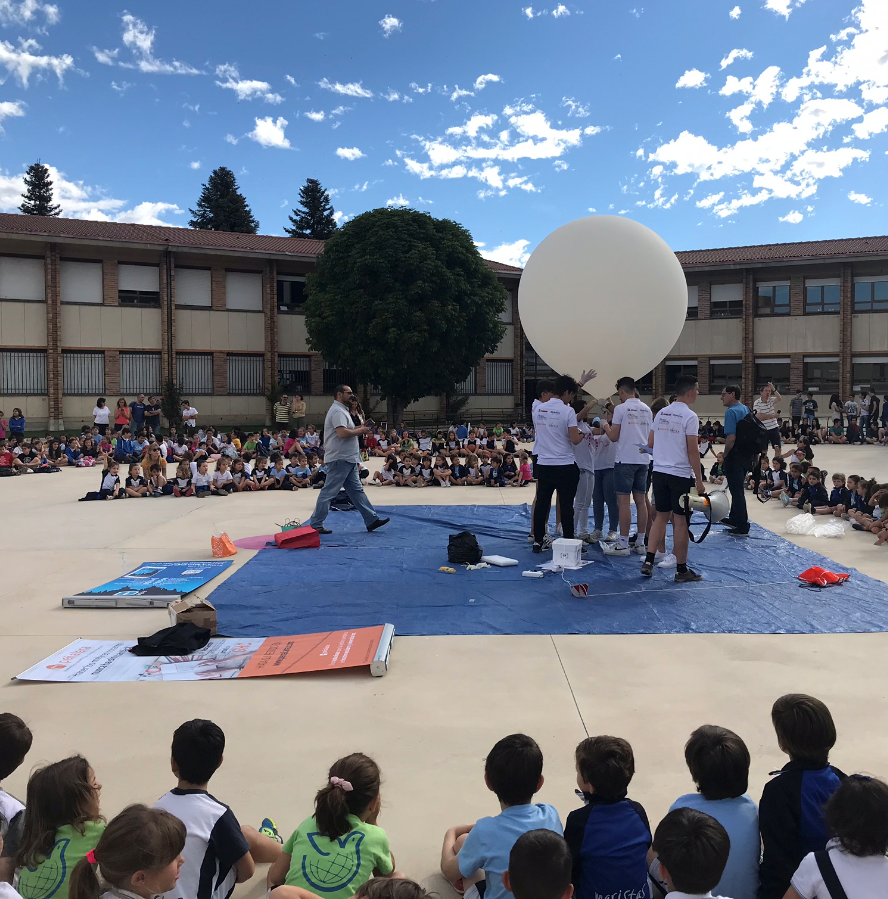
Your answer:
[652,471,695,515]
[614,462,649,495]
[764,428,781,449]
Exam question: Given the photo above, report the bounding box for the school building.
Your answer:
[0,212,885,429]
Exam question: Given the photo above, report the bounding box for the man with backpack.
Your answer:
[720,384,755,536]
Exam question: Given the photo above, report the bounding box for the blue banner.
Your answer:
[64,561,233,601]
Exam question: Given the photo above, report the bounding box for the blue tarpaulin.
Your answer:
[208,504,888,636]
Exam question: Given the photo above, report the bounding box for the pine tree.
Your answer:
[19,160,62,217]
[285,178,338,239]
[188,166,259,233]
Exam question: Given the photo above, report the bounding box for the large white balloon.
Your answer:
[518,216,687,396]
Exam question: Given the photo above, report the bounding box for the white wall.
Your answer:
[0,300,46,346]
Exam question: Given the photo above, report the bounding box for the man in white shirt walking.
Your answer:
[642,374,706,582]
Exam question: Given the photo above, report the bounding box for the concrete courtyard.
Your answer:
[2,443,887,896]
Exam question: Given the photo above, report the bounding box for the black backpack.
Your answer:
[734,411,770,457]
[448,530,483,564]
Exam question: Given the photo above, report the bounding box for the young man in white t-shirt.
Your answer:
[642,374,706,582]
[602,377,653,555]
[753,382,782,457]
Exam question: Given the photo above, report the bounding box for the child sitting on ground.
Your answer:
[16,756,106,899]
[778,463,805,507]
[154,720,282,899]
[441,734,562,899]
[649,807,731,899]
[147,463,171,496]
[665,725,759,899]
[519,453,533,487]
[125,463,149,498]
[229,458,255,492]
[501,454,520,487]
[172,461,194,497]
[267,753,396,899]
[254,456,273,490]
[785,774,888,899]
[433,454,453,487]
[797,468,829,513]
[68,805,185,899]
[212,458,235,494]
[564,736,651,899]
[486,457,505,488]
[0,714,32,884]
[759,694,844,899]
[100,462,125,500]
[449,453,467,486]
[268,455,289,490]
[194,460,224,497]
[825,472,852,517]
[417,456,434,487]
[464,454,485,486]
[503,830,572,899]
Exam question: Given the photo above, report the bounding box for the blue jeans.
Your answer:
[592,468,619,533]
[309,460,380,529]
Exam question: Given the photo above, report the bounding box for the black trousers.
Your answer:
[533,462,580,543]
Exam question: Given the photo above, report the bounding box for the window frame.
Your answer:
[227,354,265,396]
[709,359,743,395]
[176,353,214,396]
[802,357,840,393]
[754,358,791,395]
[276,275,307,314]
[665,361,698,395]
[805,282,840,315]
[278,354,312,395]
[756,283,791,316]
[0,349,47,395]
[120,351,161,395]
[485,359,514,396]
[454,367,477,395]
[853,280,888,313]
[62,350,105,396]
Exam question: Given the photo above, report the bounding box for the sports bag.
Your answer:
[734,411,770,457]
[274,525,321,549]
[448,530,483,564]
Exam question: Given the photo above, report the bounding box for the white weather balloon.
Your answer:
[518,216,688,395]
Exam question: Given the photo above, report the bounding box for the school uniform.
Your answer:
[829,486,851,508]
[797,483,829,510]
[100,471,124,499]
[125,475,148,495]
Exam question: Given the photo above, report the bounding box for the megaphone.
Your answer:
[679,488,731,543]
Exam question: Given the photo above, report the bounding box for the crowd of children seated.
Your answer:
[2,693,886,899]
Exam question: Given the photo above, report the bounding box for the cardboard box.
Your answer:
[168,597,217,634]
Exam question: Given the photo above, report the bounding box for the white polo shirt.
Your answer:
[753,396,779,431]
[611,398,653,465]
[532,398,578,465]
[791,840,888,899]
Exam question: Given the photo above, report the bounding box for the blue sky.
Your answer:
[0,0,885,266]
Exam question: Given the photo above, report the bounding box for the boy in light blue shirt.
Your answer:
[441,734,562,899]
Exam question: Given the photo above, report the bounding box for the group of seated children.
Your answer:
[370,450,533,488]
[2,692,886,899]
[367,424,528,459]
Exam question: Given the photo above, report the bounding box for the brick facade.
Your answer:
[696,356,710,396]
[697,281,711,320]
[212,351,227,395]
[263,261,277,424]
[211,267,226,310]
[653,361,666,397]
[309,353,324,396]
[102,260,118,305]
[105,349,120,395]
[789,275,805,316]
[839,263,853,398]
[160,252,176,385]
[44,244,62,429]
[741,269,755,404]
[476,358,487,395]
[790,354,804,393]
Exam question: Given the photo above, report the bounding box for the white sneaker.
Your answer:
[555,524,563,537]
[442,481,451,487]
[588,529,603,542]
[605,530,618,541]
[527,534,535,542]
[542,534,554,550]
[600,541,630,556]
[577,532,589,542]
[657,553,678,569]
[632,543,647,555]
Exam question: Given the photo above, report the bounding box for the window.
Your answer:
[755,358,791,394]
[226,271,262,311]
[499,289,514,324]
[176,268,211,307]
[62,351,104,395]
[277,276,306,313]
[853,279,888,313]
[635,370,654,393]
[278,355,311,395]
[805,279,840,314]
[454,367,477,395]
[0,256,45,301]
[486,360,513,395]
[323,362,357,395]
[121,352,161,395]
[711,283,743,318]
[757,282,790,315]
[228,354,264,395]
[803,357,839,392]
[665,361,697,394]
[709,359,743,394]
[1,350,46,394]
[852,358,888,393]
[686,286,698,320]
[177,353,213,395]
[118,264,160,305]
[61,261,103,304]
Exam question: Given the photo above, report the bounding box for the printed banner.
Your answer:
[62,561,233,605]
[16,626,391,682]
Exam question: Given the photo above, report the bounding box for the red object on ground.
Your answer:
[798,566,851,587]
[274,526,321,549]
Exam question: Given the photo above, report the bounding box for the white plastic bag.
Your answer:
[812,518,846,538]
[785,513,846,538]
[786,513,817,535]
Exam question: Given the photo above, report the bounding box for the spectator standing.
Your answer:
[753,383,782,457]
[789,389,804,434]
[829,393,843,428]
[92,398,110,436]
[290,394,306,430]
[181,400,198,430]
[129,394,147,433]
[802,393,818,427]
[113,398,131,435]
[843,394,859,424]
[144,396,162,436]
[273,395,291,429]
[721,385,753,536]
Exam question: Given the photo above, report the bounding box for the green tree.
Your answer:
[304,208,507,424]
[188,166,258,233]
[285,178,338,239]
[19,160,62,216]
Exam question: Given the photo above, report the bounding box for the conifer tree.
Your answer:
[19,161,62,216]
[285,178,337,239]
[188,166,258,233]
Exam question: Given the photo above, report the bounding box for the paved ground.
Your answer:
[2,444,887,897]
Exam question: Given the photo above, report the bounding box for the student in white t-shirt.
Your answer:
[787,774,888,899]
[752,383,782,457]
[642,374,706,582]
[571,401,596,540]
[602,377,653,554]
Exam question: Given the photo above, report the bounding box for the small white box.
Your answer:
[553,538,583,569]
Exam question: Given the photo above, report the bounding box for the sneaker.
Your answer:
[726,527,749,536]
[632,543,647,555]
[555,524,563,537]
[803,502,812,513]
[780,493,791,507]
[588,529,603,542]
[657,553,678,568]
[600,542,630,557]
[542,534,554,550]
[312,526,333,535]
[532,542,543,554]
[675,568,703,583]
[628,533,637,547]
[367,517,390,532]
[719,517,735,527]
[527,533,535,542]
[605,530,618,541]
[640,560,653,577]
[577,532,589,542]
[259,818,282,844]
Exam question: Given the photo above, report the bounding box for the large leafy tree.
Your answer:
[285,178,337,239]
[20,161,62,216]
[304,207,507,423]
[188,166,258,233]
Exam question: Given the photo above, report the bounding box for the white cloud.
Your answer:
[764,0,807,18]
[386,194,409,206]
[318,77,372,98]
[0,1,59,29]
[446,113,497,137]
[110,80,133,94]
[111,13,200,75]
[487,238,531,267]
[332,210,351,225]
[314,32,327,40]
[561,96,590,117]
[779,210,804,222]
[450,87,473,102]
[383,158,396,166]
[523,4,570,17]
[552,4,570,16]
[0,99,24,130]
[676,68,709,89]
[449,73,501,103]
[553,160,568,170]
[379,14,402,37]
[248,116,290,149]
[720,48,753,69]
[304,110,326,122]
[354,181,370,192]
[853,107,888,139]
[285,74,297,86]
[382,89,400,101]
[92,47,118,65]
[224,133,238,145]
[336,146,365,160]
[0,36,72,86]
[214,63,282,103]
[410,81,431,94]
[729,6,741,17]
[629,8,643,17]
[583,125,602,135]
[848,190,872,204]
[189,161,201,170]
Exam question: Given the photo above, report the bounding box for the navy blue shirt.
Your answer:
[130,401,146,425]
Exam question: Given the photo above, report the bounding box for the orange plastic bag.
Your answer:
[211,532,238,557]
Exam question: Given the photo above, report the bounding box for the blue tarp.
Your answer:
[209,504,888,636]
